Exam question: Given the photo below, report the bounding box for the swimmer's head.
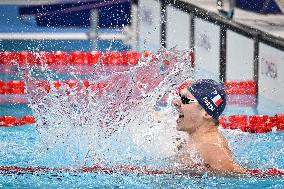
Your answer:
[187,79,226,120]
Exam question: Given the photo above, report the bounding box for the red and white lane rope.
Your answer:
[0,80,110,95]
[225,80,256,95]
[0,80,257,95]
[0,115,35,127]
[0,164,164,175]
[0,51,153,65]
[0,164,282,177]
[219,114,284,133]
[1,114,284,133]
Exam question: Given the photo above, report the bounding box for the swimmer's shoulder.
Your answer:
[198,131,229,149]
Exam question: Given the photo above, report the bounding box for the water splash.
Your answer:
[20,48,193,168]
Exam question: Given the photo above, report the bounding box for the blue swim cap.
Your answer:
[187,79,226,119]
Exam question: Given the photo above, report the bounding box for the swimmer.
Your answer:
[172,79,248,176]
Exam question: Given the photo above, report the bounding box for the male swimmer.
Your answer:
[172,79,248,176]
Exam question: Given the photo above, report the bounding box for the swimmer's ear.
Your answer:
[201,108,213,120]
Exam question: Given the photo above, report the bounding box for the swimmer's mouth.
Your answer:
[179,114,184,118]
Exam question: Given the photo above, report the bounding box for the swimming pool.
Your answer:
[0,50,283,188]
[0,118,283,188]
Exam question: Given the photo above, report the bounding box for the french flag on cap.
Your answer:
[211,94,223,107]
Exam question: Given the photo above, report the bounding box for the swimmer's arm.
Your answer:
[199,143,249,177]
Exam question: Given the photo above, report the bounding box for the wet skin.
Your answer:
[172,88,247,176]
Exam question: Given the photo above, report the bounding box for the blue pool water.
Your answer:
[0,53,284,188]
[0,107,283,188]
[0,121,283,189]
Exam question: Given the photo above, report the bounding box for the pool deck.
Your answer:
[183,0,284,40]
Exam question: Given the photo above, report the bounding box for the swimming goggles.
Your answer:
[179,94,198,105]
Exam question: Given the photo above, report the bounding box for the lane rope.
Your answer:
[1,114,284,133]
[0,80,257,95]
[0,165,282,177]
[219,114,284,133]
[0,164,165,176]
[0,51,153,65]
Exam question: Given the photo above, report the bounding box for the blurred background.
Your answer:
[0,0,283,52]
[1,0,284,119]
[0,0,136,51]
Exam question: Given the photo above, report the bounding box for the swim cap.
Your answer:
[187,79,226,119]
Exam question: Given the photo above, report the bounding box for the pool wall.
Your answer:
[138,0,284,113]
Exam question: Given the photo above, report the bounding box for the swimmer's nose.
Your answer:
[172,98,181,108]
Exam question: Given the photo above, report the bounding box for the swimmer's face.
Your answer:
[173,89,204,133]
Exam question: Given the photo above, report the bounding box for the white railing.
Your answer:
[0,32,128,41]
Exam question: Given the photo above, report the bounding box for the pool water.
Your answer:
[0,170,283,188]
[0,51,284,188]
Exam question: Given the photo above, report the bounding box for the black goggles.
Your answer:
[179,94,198,105]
